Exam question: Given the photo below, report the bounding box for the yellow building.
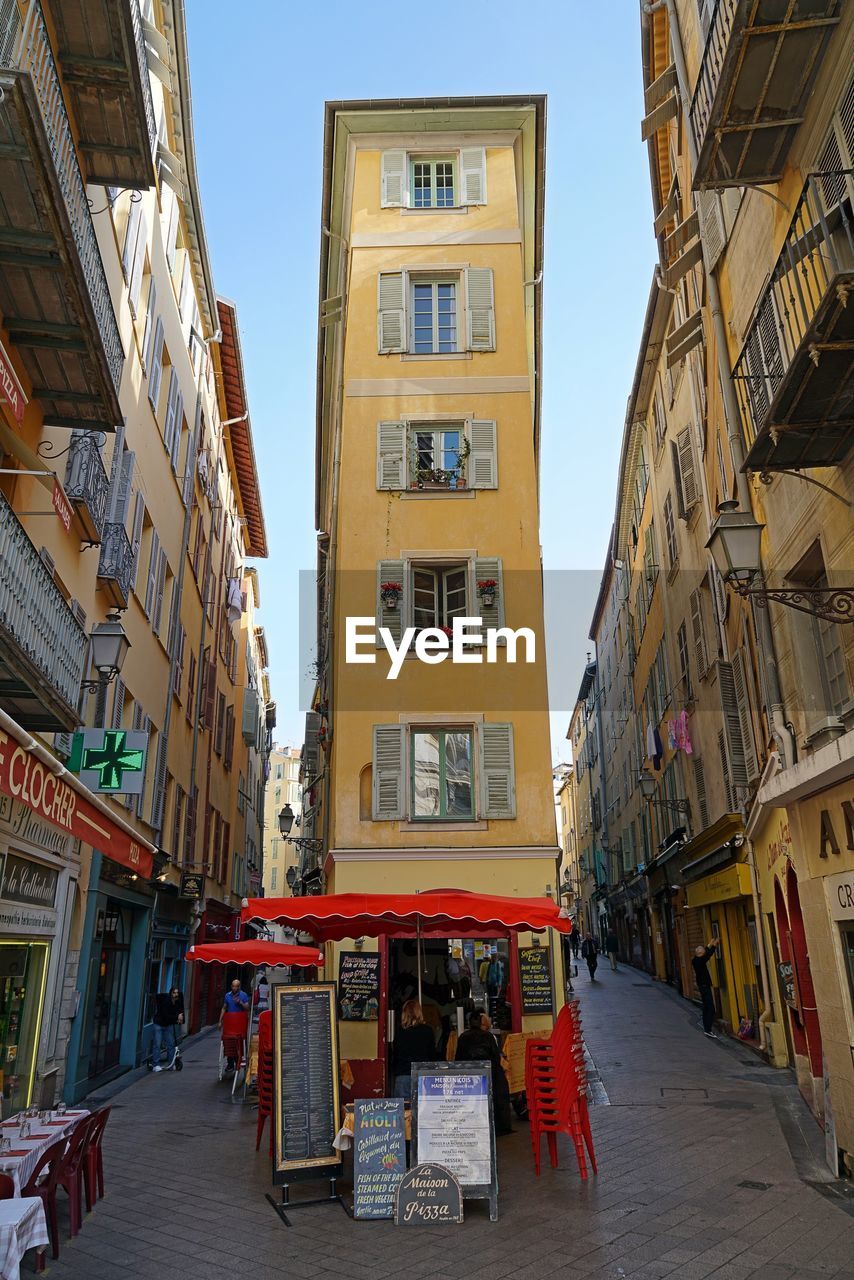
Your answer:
[312,96,560,1096]
[263,745,302,898]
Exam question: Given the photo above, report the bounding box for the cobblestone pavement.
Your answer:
[39,965,854,1280]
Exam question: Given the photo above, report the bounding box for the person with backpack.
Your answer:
[151,986,184,1072]
[581,932,599,981]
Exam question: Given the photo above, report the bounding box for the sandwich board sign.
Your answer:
[411,1060,498,1221]
[353,1097,405,1219]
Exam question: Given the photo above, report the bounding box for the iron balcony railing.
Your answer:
[733,170,854,448]
[98,521,134,603]
[64,432,110,540]
[689,0,738,156]
[1,0,123,397]
[128,0,157,159]
[0,488,87,711]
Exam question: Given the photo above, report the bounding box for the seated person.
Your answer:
[454,1008,513,1135]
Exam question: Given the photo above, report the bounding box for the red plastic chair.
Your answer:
[56,1114,94,1236]
[82,1106,112,1210]
[0,1172,14,1199]
[220,1012,249,1091]
[21,1138,67,1260]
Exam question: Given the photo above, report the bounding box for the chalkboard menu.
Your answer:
[338,951,380,1021]
[273,983,341,1180]
[353,1098,406,1219]
[519,946,554,1014]
[395,1164,463,1226]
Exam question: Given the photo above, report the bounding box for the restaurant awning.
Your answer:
[241,890,571,942]
[185,941,324,967]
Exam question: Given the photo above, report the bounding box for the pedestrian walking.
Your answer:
[219,978,250,1071]
[571,927,580,960]
[581,932,599,981]
[693,940,719,1038]
[605,929,619,972]
[151,986,184,1072]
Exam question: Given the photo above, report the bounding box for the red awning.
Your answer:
[241,891,570,942]
[184,941,324,967]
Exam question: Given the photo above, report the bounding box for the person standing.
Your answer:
[581,932,599,981]
[571,927,580,960]
[392,999,437,1100]
[605,929,619,972]
[693,940,719,1038]
[458,954,472,1000]
[151,986,184,1072]
[454,1008,513,1135]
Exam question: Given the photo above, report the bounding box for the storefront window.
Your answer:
[0,941,49,1112]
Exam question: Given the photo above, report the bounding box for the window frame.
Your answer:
[408,423,466,489]
[409,154,457,209]
[409,725,475,822]
[411,562,469,630]
[410,275,460,355]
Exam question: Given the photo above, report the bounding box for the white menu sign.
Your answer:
[416,1071,491,1185]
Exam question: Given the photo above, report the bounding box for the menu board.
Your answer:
[353,1098,406,1219]
[338,952,381,1021]
[273,983,341,1180]
[519,946,554,1014]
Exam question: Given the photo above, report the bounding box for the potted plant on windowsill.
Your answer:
[380,581,403,609]
[477,578,498,608]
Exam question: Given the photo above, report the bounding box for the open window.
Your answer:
[381,146,486,209]
[377,419,497,492]
[376,556,504,644]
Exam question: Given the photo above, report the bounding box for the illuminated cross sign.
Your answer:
[68,730,149,796]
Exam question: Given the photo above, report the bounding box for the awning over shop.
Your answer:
[185,941,324,967]
[685,863,753,910]
[241,890,571,942]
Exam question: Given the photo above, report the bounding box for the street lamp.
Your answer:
[638,768,691,815]
[83,612,130,725]
[707,500,854,624]
[285,866,297,889]
[278,804,295,837]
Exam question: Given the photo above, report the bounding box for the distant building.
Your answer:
[263,746,302,897]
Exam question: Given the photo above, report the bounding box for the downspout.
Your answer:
[642,0,795,771]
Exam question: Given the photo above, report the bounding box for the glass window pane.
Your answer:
[442,431,460,470]
[415,432,435,470]
[413,569,437,628]
[443,567,468,621]
[444,732,473,816]
[412,732,441,816]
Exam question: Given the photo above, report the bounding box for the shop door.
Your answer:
[0,941,49,1112]
[88,900,132,1079]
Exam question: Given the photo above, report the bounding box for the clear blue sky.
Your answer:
[186,1,657,764]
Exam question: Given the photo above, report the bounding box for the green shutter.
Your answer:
[479,723,515,819]
[377,559,406,647]
[373,724,404,820]
[376,422,407,490]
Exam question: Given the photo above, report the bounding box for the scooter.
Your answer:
[148,1036,183,1072]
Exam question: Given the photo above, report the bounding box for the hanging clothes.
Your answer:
[652,726,664,771]
[676,709,693,755]
[226,577,243,625]
[667,720,678,751]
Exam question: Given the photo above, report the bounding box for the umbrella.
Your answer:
[184,941,324,967]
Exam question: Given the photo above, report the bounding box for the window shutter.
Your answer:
[128,492,145,590]
[465,268,495,351]
[460,146,487,205]
[479,723,516,819]
[303,711,321,781]
[241,687,259,744]
[468,420,497,489]
[676,426,699,509]
[178,253,191,321]
[203,657,216,731]
[128,211,147,316]
[692,756,709,830]
[170,390,184,471]
[152,548,168,634]
[111,677,125,730]
[732,649,759,783]
[141,282,157,372]
[718,659,748,793]
[381,150,407,208]
[376,559,406,647]
[689,588,708,679]
[121,194,143,278]
[151,732,168,829]
[163,367,179,457]
[372,724,404,820]
[148,318,165,409]
[163,188,179,270]
[376,422,407,490]
[377,272,406,353]
[114,448,135,526]
[717,728,734,812]
[144,530,160,618]
[135,713,151,817]
[473,557,505,631]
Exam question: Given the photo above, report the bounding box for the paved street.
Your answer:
[41,968,854,1280]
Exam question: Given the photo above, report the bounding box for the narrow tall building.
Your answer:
[313,97,559,1094]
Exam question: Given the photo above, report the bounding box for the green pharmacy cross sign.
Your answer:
[69,729,149,796]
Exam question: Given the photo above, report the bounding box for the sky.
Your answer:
[186,0,658,765]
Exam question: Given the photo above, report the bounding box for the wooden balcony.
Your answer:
[0,0,123,433]
[47,0,156,189]
[690,0,842,189]
[0,488,86,731]
[734,170,854,471]
[64,430,110,543]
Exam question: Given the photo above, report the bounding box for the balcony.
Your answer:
[64,431,110,543]
[47,0,156,188]
[733,170,854,471]
[690,0,842,189]
[0,0,123,432]
[0,488,86,731]
[97,521,134,608]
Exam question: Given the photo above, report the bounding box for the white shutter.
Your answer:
[170,390,184,471]
[465,268,495,351]
[376,422,407,490]
[144,530,160,618]
[148,318,165,408]
[130,492,146,589]
[152,548,168,634]
[696,190,726,271]
[468,420,497,489]
[473,557,505,631]
[116,448,135,525]
[141,281,157,371]
[378,272,407,353]
[128,211,147,317]
[460,146,487,205]
[732,649,759,783]
[718,659,749,792]
[689,588,708,679]
[164,188,179,270]
[372,724,404,820]
[178,253,191,321]
[381,150,408,208]
[163,367,179,456]
[121,195,143,278]
[479,723,515,819]
[377,559,406,646]
[676,426,699,510]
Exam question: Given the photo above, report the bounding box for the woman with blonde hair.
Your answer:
[392,998,438,1100]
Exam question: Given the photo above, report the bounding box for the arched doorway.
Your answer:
[785,864,823,1081]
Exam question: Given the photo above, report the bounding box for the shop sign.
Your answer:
[826,868,854,922]
[179,872,203,899]
[756,812,793,872]
[395,1164,463,1226]
[0,901,56,935]
[518,945,554,1014]
[0,337,27,423]
[68,729,148,795]
[353,1098,406,1220]
[817,796,854,860]
[0,851,57,908]
[273,984,341,1180]
[338,951,380,1020]
[412,1062,497,1210]
[685,862,752,910]
[51,479,73,533]
[777,960,798,1011]
[0,795,75,859]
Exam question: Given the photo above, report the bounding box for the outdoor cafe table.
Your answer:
[0,1110,89,1194]
[0,1196,49,1280]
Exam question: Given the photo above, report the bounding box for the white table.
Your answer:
[0,1111,88,1196]
[0,1196,48,1280]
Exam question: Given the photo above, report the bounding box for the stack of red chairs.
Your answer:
[255,1009,274,1155]
[525,1001,597,1180]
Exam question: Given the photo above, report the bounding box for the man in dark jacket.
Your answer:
[605,929,619,972]
[692,941,719,1038]
[151,987,184,1071]
[455,1009,513,1135]
[581,933,599,981]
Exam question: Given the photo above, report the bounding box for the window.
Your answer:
[652,387,666,452]
[271,867,278,891]
[372,721,514,821]
[644,522,659,600]
[411,157,456,208]
[663,492,677,568]
[814,582,850,716]
[410,425,463,487]
[377,419,496,491]
[275,763,283,780]
[413,565,468,630]
[411,279,457,353]
[677,621,692,700]
[689,587,709,680]
[411,728,474,820]
[214,691,226,756]
[673,427,699,514]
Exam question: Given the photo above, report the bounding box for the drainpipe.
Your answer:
[642,0,795,771]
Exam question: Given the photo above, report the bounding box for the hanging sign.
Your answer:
[0,338,26,423]
[52,479,73,533]
[394,1164,463,1226]
[411,1061,497,1221]
[518,945,554,1014]
[353,1097,406,1219]
[68,729,148,795]
[273,983,341,1181]
[180,871,204,899]
[337,951,380,1020]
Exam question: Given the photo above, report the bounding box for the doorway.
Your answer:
[88,899,133,1079]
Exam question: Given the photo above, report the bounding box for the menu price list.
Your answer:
[518,946,553,1014]
[416,1073,492,1186]
[353,1098,406,1219]
[280,989,336,1163]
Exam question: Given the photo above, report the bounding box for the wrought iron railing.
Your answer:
[64,431,109,539]
[98,521,134,602]
[128,0,157,160]
[0,1,124,397]
[0,489,87,710]
[689,0,738,154]
[732,170,854,447]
